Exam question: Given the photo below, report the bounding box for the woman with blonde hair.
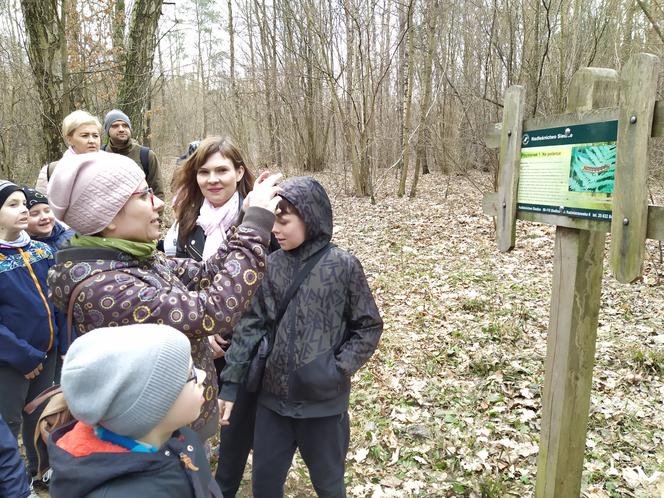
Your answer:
[34,110,102,193]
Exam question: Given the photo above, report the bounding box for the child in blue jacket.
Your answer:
[0,414,32,498]
[23,187,74,252]
[0,180,64,483]
[23,187,74,384]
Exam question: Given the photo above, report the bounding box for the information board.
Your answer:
[517,121,618,220]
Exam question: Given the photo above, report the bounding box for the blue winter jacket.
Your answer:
[0,240,65,374]
[0,414,30,498]
[33,221,75,252]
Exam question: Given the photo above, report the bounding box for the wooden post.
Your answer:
[496,86,526,252]
[484,55,664,496]
[611,53,660,283]
[535,229,605,497]
[535,68,619,498]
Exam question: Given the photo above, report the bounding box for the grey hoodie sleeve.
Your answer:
[218,282,272,401]
[336,256,383,377]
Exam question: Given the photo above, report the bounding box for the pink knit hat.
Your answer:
[47,151,145,235]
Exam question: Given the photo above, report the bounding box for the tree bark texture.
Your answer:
[20,0,67,163]
[116,0,164,142]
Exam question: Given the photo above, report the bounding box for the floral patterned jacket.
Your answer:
[47,207,274,432]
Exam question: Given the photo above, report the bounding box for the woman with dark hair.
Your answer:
[170,136,277,497]
[46,151,281,444]
[171,136,257,260]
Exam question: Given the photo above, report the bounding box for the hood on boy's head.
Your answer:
[280,176,332,246]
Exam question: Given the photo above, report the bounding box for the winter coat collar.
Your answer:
[106,138,140,154]
[49,421,221,498]
[33,222,74,250]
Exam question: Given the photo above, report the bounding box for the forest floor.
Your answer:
[36,167,664,497]
[250,169,664,498]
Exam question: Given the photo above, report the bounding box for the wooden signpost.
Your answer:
[483,53,664,497]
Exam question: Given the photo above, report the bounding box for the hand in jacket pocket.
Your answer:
[290,350,350,401]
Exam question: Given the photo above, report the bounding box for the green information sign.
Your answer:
[517,121,618,220]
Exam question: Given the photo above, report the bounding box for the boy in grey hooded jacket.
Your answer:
[219,176,382,498]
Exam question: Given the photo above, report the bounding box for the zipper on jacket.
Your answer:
[187,240,203,260]
[18,248,54,351]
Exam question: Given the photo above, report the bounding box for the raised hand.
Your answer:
[247,172,282,213]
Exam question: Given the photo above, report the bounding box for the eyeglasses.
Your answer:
[186,367,198,385]
[131,187,154,207]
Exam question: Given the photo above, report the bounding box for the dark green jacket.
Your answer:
[106,139,164,198]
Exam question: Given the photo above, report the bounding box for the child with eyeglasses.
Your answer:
[47,324,222,498]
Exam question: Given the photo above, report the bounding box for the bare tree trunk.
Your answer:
[411,0,437,197]
[255,0,279,166]
[271,0,282,167]
[621,2,636,63]
[144,95,153,147]
[397,0,415,197]
[20,0,68,163]
[113,0,126,55]
[344,0,355,170]
[228,0,247,150]
[246,0,261,157]
[194,0,208,137]
[116,0,164,141]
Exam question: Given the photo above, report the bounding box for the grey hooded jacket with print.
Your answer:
[219,177,382,418]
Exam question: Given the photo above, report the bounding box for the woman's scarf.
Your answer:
[61,146,77,159]
[196,192,240,261]
[0,231,31,248]
[70,234,157,260]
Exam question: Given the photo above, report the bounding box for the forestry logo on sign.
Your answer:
[522,134,530,145]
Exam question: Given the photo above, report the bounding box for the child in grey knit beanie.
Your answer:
[49,324,222,498]
[60,323,202,440]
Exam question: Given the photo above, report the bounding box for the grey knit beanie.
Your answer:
[103,109,131,135]
[61,324,191,439]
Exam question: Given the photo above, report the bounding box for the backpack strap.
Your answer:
[139,146,150,177]
[55,246,126,265]
[24,385,62,415]
[273,243,334,331]
[47,162,57,181]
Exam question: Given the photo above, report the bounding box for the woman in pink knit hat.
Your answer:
[46,151,281,441]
